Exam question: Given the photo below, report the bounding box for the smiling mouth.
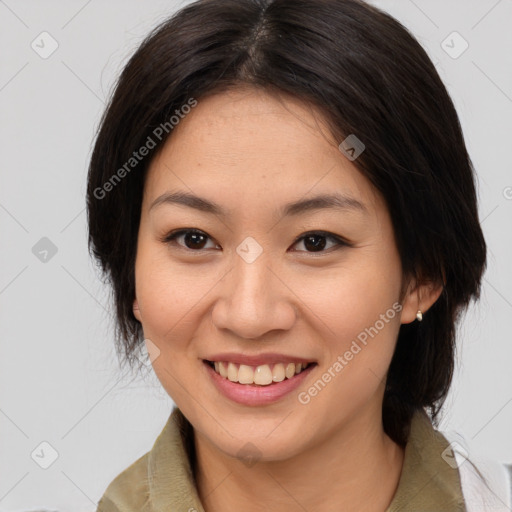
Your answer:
[204,360,316,386]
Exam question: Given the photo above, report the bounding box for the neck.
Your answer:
[194,406,405,512]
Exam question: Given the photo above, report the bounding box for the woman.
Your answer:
[87,0,509,510]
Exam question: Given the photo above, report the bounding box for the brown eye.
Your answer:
[163,229,217,251]
[303,234,328,251]
[181,231,208,249]
[291,231,348,253]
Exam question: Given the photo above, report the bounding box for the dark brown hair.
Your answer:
[86,0,486,446]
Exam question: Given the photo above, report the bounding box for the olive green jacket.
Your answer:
[96,407,469,511]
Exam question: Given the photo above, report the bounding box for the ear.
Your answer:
[133,299,142,322]
[400,277,444,324]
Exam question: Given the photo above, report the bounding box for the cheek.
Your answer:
[133,249,211,401]
[297,272,402,418]
[134,247,208,344]
[302,251,401,335]
[299,248,403,387]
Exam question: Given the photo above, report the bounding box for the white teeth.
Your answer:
[285,363,296,379]
[238,364,254,384]
[227,362,239,382]
[211,361,311,385]
[218,361,228,378]
[254,365,273,385]
[272,363,285,383]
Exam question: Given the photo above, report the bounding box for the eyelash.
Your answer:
[160,228,351,254]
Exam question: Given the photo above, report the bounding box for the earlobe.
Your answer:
[400,279,443,325]
[133,299,142,322]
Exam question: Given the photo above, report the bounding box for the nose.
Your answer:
[211,245,297,340]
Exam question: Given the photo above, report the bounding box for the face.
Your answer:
[133,86,419,461]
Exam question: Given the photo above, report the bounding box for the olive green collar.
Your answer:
[144,407,465,511]
[385,408,466,511]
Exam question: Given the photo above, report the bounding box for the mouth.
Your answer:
[204,359,317,386]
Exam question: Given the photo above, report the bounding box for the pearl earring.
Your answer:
[416,310,423,322]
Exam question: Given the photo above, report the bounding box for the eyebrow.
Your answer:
[149,190,368,218]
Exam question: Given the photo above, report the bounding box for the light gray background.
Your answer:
[1,0,511,510]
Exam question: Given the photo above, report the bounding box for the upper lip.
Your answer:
[204,352,316,366]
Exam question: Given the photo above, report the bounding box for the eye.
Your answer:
[290,231,349,253]
[161,228,349,254]
[161,228,219,251]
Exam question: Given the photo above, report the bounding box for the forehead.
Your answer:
[142,87,382,216]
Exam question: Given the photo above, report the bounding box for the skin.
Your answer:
[132,86,443,512]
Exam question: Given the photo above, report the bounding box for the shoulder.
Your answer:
[96,451,151,512]
[95,407,193,511]
[444,433,512,511]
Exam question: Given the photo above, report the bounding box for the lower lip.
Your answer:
[203,360,317,406]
